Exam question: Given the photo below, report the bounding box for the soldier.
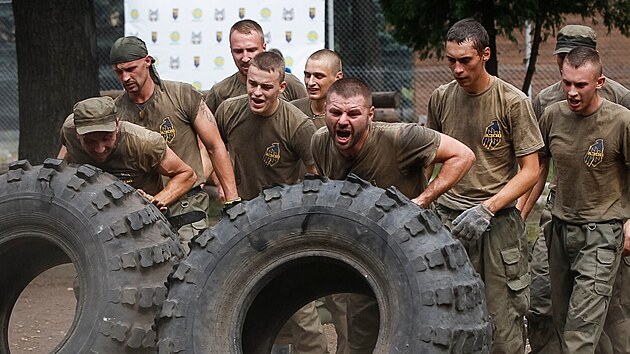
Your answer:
[61,96,195,211]
[204,19,307,114]
[215,51,326,354]
[292,49,344,129]
[519,25,630,354]
[529,46,630,353]
[109,36,240,253]
[311,77,475,353]
[426,19,543,353]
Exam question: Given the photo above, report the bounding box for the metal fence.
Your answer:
[1,0,629,164]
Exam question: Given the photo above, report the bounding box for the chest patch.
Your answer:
[160,117,176,144]
[481,120,502,150]
[584,138,604,167]
[263,142,281,166]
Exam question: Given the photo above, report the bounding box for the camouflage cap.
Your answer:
[73,97,117,135]
[554,25,597,55]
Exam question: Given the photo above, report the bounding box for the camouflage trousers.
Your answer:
[528,197,630,354]
[549,218,624,354]
[436,205,529,354]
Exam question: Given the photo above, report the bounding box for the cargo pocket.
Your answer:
[501,247,522,279]
[594,248,616,296]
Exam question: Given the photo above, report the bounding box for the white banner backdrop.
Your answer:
[124,1,326,92]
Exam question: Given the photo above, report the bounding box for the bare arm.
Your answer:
[150,146,197,210]
[305,164,318,175]
[518,157,549,221]
[482,152,540,214]
[57,145,67,159]
[413,133,475,208]
[197,136,213,185]
[194,100,239,201]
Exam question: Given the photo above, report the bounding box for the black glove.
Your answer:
[451,204,494,241]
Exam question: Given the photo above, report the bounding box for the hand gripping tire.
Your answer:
[0,159,185,353]
[157,174,493,353]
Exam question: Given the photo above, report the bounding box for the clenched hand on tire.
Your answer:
[452,204,494,241]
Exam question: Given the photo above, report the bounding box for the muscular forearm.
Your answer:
[483,156,540,214]
[154,170,196,208]
[519,161,549,221]
[414,157,469,208]
[208,148,239,201]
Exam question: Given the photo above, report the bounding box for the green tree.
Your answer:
[13,0,100,164]
[379,0,630,93]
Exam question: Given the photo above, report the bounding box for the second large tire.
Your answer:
[0,159,185,353]
[157,174,492,353]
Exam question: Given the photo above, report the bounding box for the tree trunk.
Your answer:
[13,0,100,164]
[480,2,498,76]
[522,18,543,95]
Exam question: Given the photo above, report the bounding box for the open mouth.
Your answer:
[336,130,351,144]
[567,97,580,107]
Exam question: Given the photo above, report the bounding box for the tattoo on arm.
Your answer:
[199,101,217,125]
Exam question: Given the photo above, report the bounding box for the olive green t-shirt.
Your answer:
[216,96,317,200]
[533,77,630,119]
[539,99,630,223]
[311,122,440,199]
[427,78,544,210]
[61,116,166,196]
[291,97,326,129]
[204,72,307,113]
[115,80,205,187]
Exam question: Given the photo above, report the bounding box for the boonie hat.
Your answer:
[73,96,117,135]
[553,25,597,55]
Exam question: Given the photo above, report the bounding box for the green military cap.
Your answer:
[73,96,117,135]
[553,25,597,55]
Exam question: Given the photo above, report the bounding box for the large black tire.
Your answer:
[157,174,492,353]
[0,159,185,353]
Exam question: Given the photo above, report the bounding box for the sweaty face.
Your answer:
[230,31,265,79]
[304,59,340,101]
[325,92,373,158]
[561,61,603,116]
[247,65,286,117]
[78,130,117,163]
[445,40,488,93]
[112,57,151,94]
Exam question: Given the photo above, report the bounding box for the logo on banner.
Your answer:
[170,57,180,69]
[238,8,245,19]
[192,8,203,20]
[193,81,202,91]
[214,56,225,68]
[172,8,179,20]
[309,7,316,19]
[170,31,181,44]
[265,32,272,44]
[260,8,271,20]
[194,56,200,68]
[149,9,159,22]
[283,8,294,21]
[307,31,319,43]
[285,31,292,43]
[215,8,225,21]
[151,31,158,43]
[216,31,223,43]
[286,56,294,67]
[130,9,139,20]
[192,32,202,45]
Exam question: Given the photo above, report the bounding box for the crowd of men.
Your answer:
[58,17,630,354]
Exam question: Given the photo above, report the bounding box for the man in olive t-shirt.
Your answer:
[518,25,630,354]
[61,96,196,210]
[108,36,239,252]
[530,47,630,353]
[204,19,307,113]
[426,19,543,354]
[311,77,475,353]
[292,49,343,129]
[215,51,325,354]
